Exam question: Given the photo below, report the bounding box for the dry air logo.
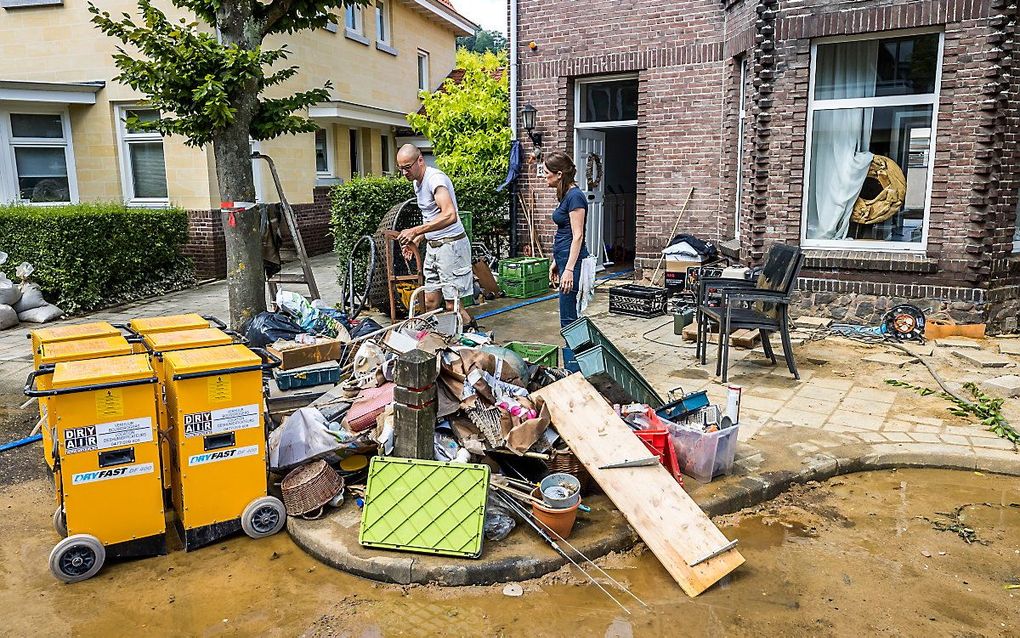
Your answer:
[72,463,154,485]
[63,418,153,454]
[183,411,214,437]
[188,445,259,466]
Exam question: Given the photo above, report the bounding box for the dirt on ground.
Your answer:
[0,468,1017,637]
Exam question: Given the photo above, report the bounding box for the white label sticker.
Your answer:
[188,445,260,466]
[72,462,154,485]
[63,417,153,455]
[183,404,260,438]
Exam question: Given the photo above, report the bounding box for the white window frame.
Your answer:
[417,50,430,93]
[801,27,944,253]
[315,126,334,178]
[115,104,169,208]
[734,57,747,240]
[345,5,363,34]
[375,0,391,45]
[573,74,639,130]
[0,107,78,205]
[249,138,264,203]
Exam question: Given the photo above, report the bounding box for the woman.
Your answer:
[544,151,590,368]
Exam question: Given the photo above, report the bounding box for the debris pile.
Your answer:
[0,254,64,329]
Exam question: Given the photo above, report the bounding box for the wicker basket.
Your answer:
[281,460,345,517]
[545,448,592,494]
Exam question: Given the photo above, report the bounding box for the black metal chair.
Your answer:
[695,244,804,383]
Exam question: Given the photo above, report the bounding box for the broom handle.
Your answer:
[649,186,695,286]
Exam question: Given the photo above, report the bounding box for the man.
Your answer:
[396,144,474,328]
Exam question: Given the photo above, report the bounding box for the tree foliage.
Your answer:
[406,49,510,178]
[88,0,367,147]
[457,28,507,55]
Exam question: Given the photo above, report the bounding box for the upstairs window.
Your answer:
[344,5,363,34]
[375,0,390,44]
[417,50,430,93]
[117,107,168,205]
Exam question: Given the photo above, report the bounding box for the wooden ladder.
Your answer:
[253,151,320,303]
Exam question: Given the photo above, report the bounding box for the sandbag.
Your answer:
[13,283,46,313]
[0,304,17,330]
[0,276,20,307]
[17,303,64,323]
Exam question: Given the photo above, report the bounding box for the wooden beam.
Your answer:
[533,374,744,597]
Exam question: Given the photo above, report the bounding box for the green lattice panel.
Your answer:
[359,457,490,558]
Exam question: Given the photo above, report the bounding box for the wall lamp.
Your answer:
[521,104,543,156]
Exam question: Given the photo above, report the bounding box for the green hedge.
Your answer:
[0,202,194,314]
[329,174,510,271]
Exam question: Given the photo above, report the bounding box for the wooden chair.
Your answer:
[695,244,805,383]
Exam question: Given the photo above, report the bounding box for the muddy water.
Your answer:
[0,469,1017,637]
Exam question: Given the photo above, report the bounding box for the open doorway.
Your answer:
[574,75,639,270]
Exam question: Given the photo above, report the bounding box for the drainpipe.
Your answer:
[508,0,519,257]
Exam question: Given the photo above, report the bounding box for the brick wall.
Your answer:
[516,0,1020,329]
[183,187,335,280]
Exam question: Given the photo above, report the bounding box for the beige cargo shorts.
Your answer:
[423,236,473,301]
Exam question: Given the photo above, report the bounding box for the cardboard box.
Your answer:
[665,258,700,274]
[268,337,344,370]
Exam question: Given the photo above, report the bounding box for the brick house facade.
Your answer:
[514,0,1020,331]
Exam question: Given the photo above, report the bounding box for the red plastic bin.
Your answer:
[635,428,684,488]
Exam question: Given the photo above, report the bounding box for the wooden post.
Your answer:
[393,349,438,460]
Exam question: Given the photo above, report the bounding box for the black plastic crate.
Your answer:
[608,284,667,318]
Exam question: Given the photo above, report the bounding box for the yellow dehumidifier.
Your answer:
[162,344,285,550]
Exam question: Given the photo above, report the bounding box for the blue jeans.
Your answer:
[555,249,583,371]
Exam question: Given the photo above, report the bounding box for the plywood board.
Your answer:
[533,374,744,597]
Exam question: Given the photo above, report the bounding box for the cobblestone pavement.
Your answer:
[2,255,1017,496]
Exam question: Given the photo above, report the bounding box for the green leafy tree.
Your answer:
[457,28,508,55]
[406,49,510,178]
[89,0,369,328]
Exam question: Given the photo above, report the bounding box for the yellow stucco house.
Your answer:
[0,0,475,276]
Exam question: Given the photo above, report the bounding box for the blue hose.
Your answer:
[0,433,42,453]
[476,268,634,321]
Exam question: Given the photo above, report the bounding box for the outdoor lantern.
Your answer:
[521,104,543,148]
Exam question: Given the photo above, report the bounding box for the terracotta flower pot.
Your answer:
[531,489,580,539]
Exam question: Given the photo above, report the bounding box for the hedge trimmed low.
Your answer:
[0,202,194,314]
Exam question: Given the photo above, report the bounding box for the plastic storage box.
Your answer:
[669,423,739,483]
[499,276,549,299]
[505,341,559,368]
[498,257,550,280]
[608,284,667,318]
[273,361,341,390]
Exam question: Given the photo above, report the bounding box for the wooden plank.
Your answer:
[730,329,760,349]
[533,374,744,597]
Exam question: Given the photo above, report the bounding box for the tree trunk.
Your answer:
[213,1,267,329]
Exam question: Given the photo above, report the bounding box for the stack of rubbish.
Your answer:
[0,254,64,330]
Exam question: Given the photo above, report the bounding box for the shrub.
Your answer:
[0,202,194,314]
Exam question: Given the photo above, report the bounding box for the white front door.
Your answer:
[575,129,606,270]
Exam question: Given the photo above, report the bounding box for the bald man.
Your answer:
[396,144,474,328]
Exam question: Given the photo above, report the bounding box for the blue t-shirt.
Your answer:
[552,186,590,258]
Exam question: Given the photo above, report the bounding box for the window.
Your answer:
[375,0,390,44]
[734,56,748,239]
[381,134,391,174]
[1013,191,1020,253]
[417,50,430,93]
[349,129,361,177]
[804,31,942,249]
[2,111,75,203]
[314,127,333,176]
[344,5,362,33]
[578,78,638,124]
[117,107,168,204]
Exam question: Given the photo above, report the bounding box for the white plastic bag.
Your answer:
[0,304,17,330]
[13,283,46,313]
[0,274,20,307]
[268,407,344,471]
[17,303,64,323]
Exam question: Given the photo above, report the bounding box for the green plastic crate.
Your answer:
[498,257,550,281]
[574,344,665,407]
[460,211,473,242]
[499,275,549,299]
[505,341,559,367]
[359,457,489,559]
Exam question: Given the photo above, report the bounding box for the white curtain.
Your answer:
[809,40,878,240]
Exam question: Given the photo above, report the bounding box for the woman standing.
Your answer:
[544,151,590,367]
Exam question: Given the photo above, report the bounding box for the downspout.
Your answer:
[508,0,519,257]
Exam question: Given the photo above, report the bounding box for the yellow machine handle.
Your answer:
[24,368,158,398]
